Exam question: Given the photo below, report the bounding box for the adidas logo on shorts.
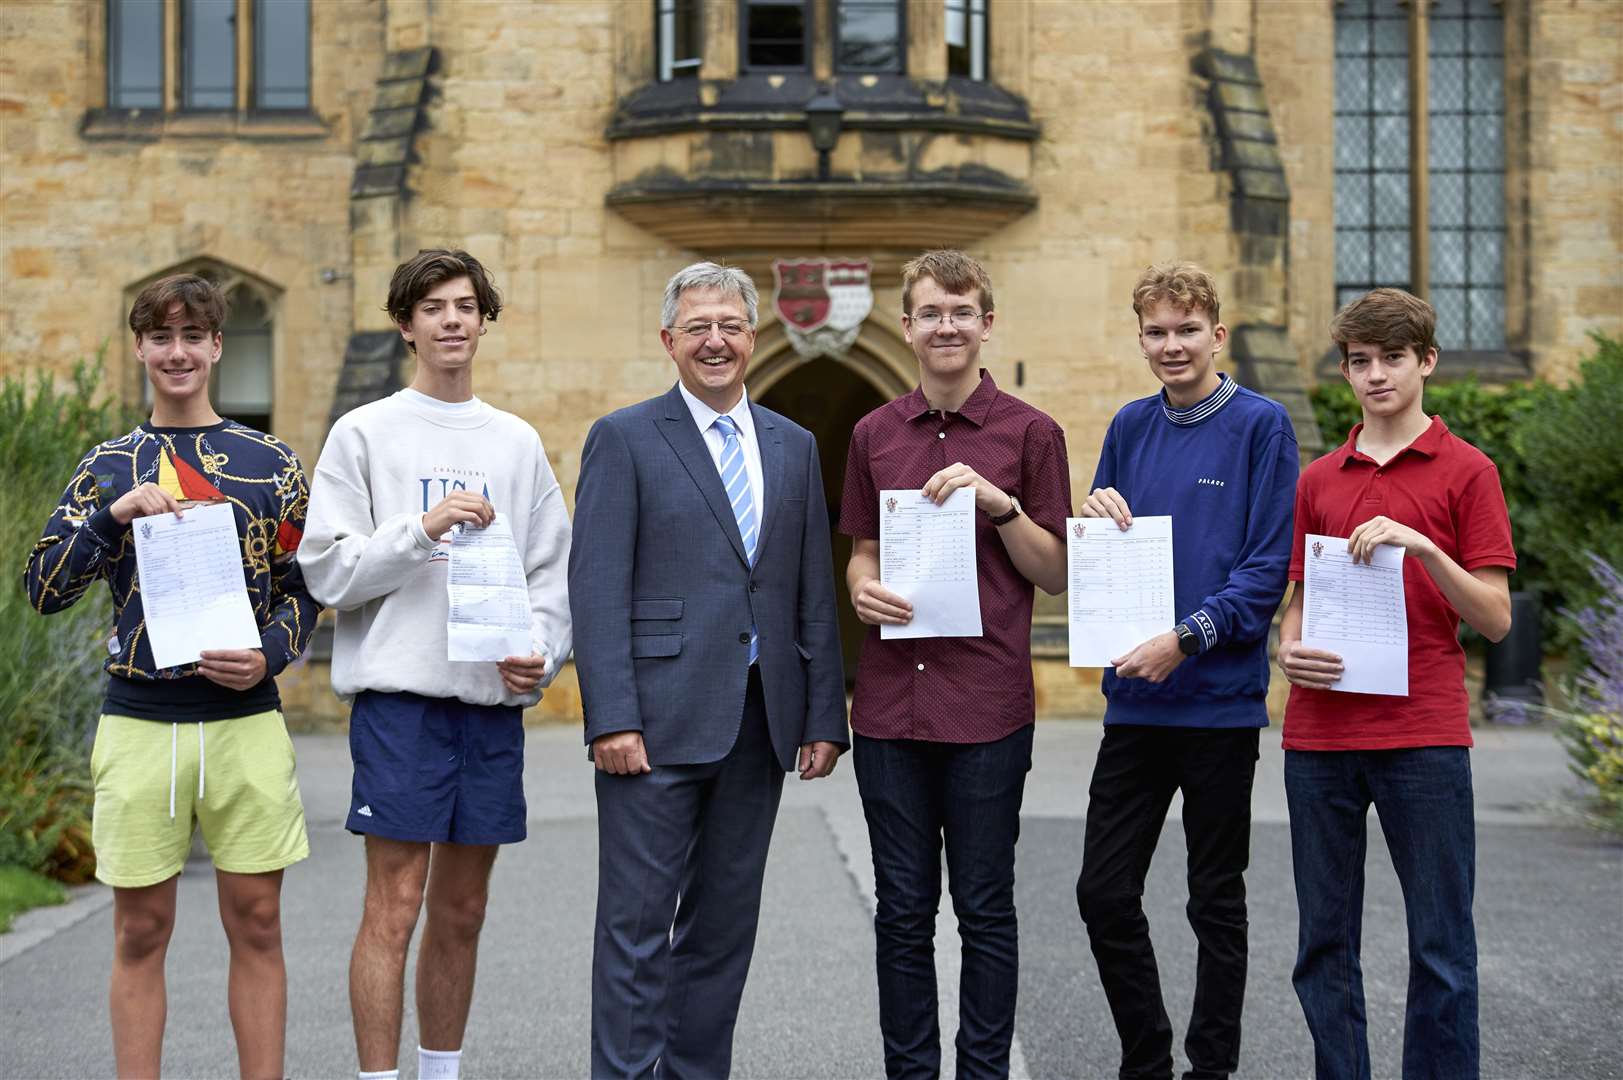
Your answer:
[357,804,373,817]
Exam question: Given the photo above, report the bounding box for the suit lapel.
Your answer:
[752,402,786,560]
[656,385,750,567]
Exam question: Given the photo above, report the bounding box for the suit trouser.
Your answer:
[591,667,784,1080]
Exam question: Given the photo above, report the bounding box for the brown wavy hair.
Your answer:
[385,249,503,351]
[1329,287,1438,362]
[1131,263,1220,325]
[128,274,229,339]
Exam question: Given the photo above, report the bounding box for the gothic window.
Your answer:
[1334,0,1506,350]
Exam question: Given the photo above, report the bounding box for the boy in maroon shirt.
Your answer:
[1278,288,1515,1080]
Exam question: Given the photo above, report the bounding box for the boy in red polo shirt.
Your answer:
[1278,288,1515,1080]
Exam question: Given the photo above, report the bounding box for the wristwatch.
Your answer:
[989,494,1022,526]
[1174,622,1201,656]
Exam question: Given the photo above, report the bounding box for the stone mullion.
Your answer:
[1407,0,1430,299]
[236,0,252,113]
[164,0,180,111]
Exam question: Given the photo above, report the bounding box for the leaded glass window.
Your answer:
[1333,0,1507,351]
[836,0,903,74]
[1428,0,1506,348]
[108,0,164,109]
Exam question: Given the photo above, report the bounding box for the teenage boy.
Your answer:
[1074,263,1298,1080]
[25,273,317,1080]
[1278,288,1513,1080]
[841,249,1070,1079]
[298,249,572,1080]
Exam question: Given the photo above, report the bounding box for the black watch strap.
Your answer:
[989,494,1021,526]
[1175,622,1201,656]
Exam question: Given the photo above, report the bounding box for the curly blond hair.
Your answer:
[1131,263,1220,325]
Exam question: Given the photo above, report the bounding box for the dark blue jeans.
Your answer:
[1285,747,1479,1080]
[853,725,1034,1080]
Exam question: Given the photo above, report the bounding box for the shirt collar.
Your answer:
[1337,415,1449,468]
[677,381,753,437]
[904,369,998,427]
[1160,372,1237,425]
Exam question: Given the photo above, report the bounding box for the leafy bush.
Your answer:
[1,357,137,882]
[1310,334,1622,653]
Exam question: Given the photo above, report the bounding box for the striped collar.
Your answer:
[1161,373,1237,426]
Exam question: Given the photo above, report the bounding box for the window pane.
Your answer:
[1336,230,1372,284]
[1429,56,1465,112]
[658,0,702,80]
[109,0,164,109]
[1335,17,1370,57]
[1335,56,1369,113]
[1374,171,1410,227]
[1468,13,1504,56]
[1432,286,1467,347]
[255,0,310,109]
[1373,115,1408,169]
[1467,113,1503,169]
[218,293,273,417]
[1335,114,1370,169]
[183,0,236,109]
[1375,230,1410,282]
[1373,16,1408,56]
[1430,17,1464,56]
[1469,288,1506,348]
[1467,170,1503,227]
[1430,114,1465,170]
[1431,172,1466,227]
[1371,57,1409,113]
[1432,229,1467,285]
[1469,230,1504,284]
[746,0,806,70]
[1336,172,1371,228]
[1468,56,1503,111]
[838,1,901,73]
[945,0,985,80]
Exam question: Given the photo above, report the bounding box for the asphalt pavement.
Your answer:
[2,721,1619,1080]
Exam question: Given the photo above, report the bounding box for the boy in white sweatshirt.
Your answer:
[298,249,572,1080]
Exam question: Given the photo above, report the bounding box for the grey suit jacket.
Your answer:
[569,384,848,769]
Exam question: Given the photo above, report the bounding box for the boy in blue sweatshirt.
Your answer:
[1074,264,1297,1080]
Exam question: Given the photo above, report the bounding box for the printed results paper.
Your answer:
[446,512,532,662]
[1301,533,1409,696]
[879,487,982,640]
[1067,515,1176,668]
[131,501,261,670]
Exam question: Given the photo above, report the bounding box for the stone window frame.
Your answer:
[87,0,323,140]
[1332,0,1523,366]
[127,258,282,434]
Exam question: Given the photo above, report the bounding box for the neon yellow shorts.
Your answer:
[90,710,310,888]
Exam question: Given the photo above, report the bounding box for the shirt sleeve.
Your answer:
[1455,462,1517,571]
[1020,416,1072,536]
[258,447,321,678]
[525,436,574,688]
[1183,423,1300,652]
[837,419,878,541]
[23,446,125,615]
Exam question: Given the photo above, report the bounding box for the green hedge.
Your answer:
[1,358,138,882]
[1310,334,1623,653]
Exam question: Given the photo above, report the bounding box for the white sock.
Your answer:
[419,1046,462,1080]
[357,1071,398,1080]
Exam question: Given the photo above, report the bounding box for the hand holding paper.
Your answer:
[878,487,982,639]
[447,512,533,662]
[1300,533,1408,696]
[131,501,262,670]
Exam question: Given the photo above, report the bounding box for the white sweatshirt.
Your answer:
[299,389,572,707]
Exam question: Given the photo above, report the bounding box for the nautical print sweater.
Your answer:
[1091,375,1299,728]
[24,420,319,722]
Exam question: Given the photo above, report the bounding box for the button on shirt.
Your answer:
[840,371,1072,743]
[678,382,765,513]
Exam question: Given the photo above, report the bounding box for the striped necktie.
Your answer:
[714,414,758,665]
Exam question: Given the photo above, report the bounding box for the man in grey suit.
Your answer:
[570,262,849,1079]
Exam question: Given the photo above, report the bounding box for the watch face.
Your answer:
[1178,628,1199,655]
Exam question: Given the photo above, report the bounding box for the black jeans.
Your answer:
[854,725,1034,1080]
[1076,724,1260,1080]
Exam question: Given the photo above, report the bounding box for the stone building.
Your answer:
[3,0,1618,722]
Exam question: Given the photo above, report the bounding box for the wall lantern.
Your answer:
[805,85,845,181]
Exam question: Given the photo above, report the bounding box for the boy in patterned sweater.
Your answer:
[25,273,318,1080]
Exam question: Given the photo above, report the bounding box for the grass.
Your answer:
[0,863,69,934]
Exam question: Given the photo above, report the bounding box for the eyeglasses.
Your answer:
[672,321,754,339]
[907,309,984,332]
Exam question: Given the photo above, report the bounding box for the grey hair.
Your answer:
[661,262,760,329]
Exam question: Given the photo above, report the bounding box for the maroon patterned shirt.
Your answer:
[839,371,1072,743]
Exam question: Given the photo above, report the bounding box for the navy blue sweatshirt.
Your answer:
[1091,375,1298,727]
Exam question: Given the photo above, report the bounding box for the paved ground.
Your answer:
[2,722,1619,1080]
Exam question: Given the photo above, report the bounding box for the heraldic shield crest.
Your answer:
[772,258,874,360]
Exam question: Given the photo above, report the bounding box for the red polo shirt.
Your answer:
[839,371,1072,743]
[1283,417,1516,751]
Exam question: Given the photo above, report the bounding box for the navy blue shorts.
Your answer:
[347,690,527,845]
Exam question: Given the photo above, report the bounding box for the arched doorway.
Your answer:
[756,347,903,685]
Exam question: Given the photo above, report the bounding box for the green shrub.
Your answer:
[1,356,138,882]
[1310,334,1622,654]
[0,863,68,934]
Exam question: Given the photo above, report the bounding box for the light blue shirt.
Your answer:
[677,382,766,513]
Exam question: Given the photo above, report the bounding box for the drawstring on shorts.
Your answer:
[167,723,206,820]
